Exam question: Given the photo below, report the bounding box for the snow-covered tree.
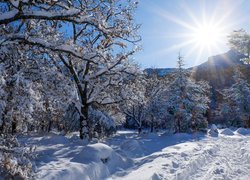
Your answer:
[228,29,250,64]
[122,72,171,133]
[0,42,75,134]
[222,67,250,127]
[160,54,210,133]
[0,64,7,132]
[0,45,38,134]
[0,134,35,179]
[122,74,147,133]
[143,74,170,132]
[0,0,140,140]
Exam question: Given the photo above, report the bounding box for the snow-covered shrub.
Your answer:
[90,107,116,138]
[62,104,116,138]
[0,135,35,179]
[208,124,219,137]
[71,143,133,177]
[62,103,80,132]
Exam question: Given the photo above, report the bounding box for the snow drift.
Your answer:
[220,128,235,136]
[71,143,133,174]
[34,140,133,180]
[120,140,145,158]
[235,128,250,135]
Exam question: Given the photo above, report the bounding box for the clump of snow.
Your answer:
[34,140,133,180]
[220,128,234,136]
[72,143,113,163]
[208,124,219,137]
[151,173,162,180]
[120,140,144,158]
[235,128,250,135]
[211,124,218,131]
[72,143,133,174]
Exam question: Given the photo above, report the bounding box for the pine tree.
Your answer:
[222,67,250,127]
[228,29,250,64]
[160,54,210,133]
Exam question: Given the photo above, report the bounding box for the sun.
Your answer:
[190,23,225,48]
[151,1,239,66]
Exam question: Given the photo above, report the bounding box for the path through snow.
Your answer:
[184,135,250,180]
[19,129,250,180]
[110,131,250,180]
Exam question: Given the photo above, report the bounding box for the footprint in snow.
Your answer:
[172,146,181,150]
[170,169,176,174]
[180,152,188,157]
[172,161,179,168]
[213,168,224,174]
[151,173,162,180]
[162,164,170,167]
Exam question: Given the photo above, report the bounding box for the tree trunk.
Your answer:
[11,115,17,134]
[177,117,181,133]
[175,114,181,133]
[79,105,91,140]
[44,99,52,132]
[1,81,14,134]
[0,111,6,134]
[150,115,154,133]
[48,120,52,132]
[60,56,91,140]
[138,127,142,134]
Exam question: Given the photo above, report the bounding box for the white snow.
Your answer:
[120,140,145,158]
[19,129,250,180]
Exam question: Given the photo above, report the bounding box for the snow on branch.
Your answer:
[1,34,97,62]
[0,3,114,36]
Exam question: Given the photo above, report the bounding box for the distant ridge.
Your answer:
[143,50,249,87]
[192,49,246,70]
[144,68,176,77]
[191,49,249,89]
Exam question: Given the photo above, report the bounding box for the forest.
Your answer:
[0,1,250,179]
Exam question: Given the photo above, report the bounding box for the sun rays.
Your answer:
[149,0,244,66]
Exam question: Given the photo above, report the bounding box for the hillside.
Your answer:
[191,49,249,89]
[144,50,249,89]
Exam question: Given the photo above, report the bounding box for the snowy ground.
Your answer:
[19,128,250,180]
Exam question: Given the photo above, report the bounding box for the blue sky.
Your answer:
[134,0,250,68]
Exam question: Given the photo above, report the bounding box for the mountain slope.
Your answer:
[191,49,248,89]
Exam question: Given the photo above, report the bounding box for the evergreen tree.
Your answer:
[228,29,250,64]
[222,67,250,127]
[160,54,210,133]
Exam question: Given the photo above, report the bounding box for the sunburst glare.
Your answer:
[190,23,225,49]
[150,1,243,66]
